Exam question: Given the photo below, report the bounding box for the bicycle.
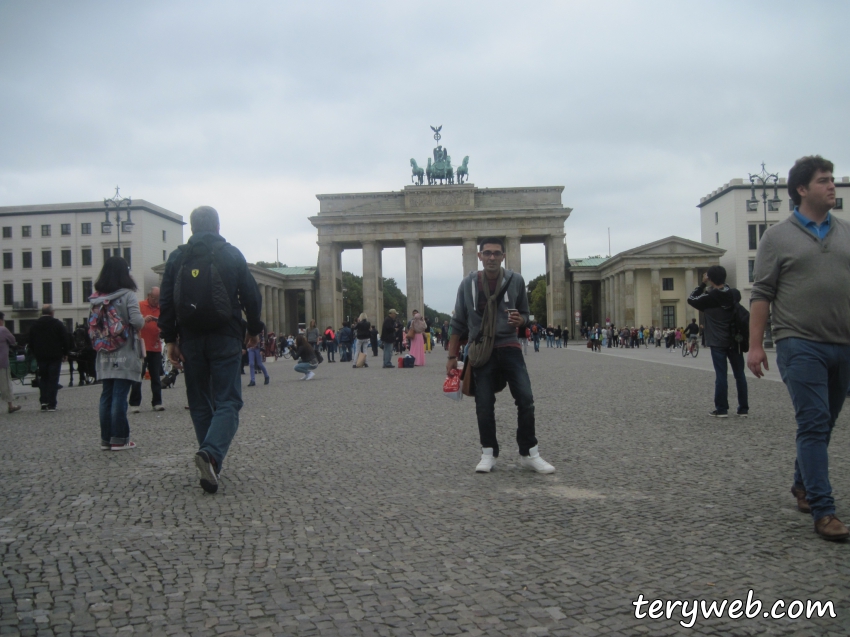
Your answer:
[682,338,700,358]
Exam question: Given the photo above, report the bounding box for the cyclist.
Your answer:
[684,318,700,354]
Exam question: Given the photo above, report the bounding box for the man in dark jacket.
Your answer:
[158,206,264,494]
[381,309,398,368]
[28,305,69,411]
[687,265,748,418]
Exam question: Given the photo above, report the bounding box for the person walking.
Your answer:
[129,287,165,413]
[748,155,850,541]
[338,321,353,362]
[246,334,270,387]
[28,304,69,412]
[305,320,320,353]
[381,309,399,368]
[353,313,371,367]
[323,326,336,362]
[292,335,318,380]
[407,310,426,366]
[158,206,264,494]
[90,257,144,450]
[447,237,555,474]
[0,312,21,414]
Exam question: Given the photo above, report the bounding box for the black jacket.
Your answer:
[687,284,740,348]
[381,317,396,341]
[158,232,264,343]
[354,320,371,340]
[28,315,69,361]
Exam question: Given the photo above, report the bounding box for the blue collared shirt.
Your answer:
[793,207,831,240]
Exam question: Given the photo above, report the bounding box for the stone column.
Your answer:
[650,268,661,328]
[462,238,478,276]
[362,240,381,323]
[684,268,695,323]
[305,287,314,327]
[547,235,568,329]
[505,236,522,274]
[605,277,612,324]
[405,239,424,319]
[600,279,606,324]
[624,269,635,326]
[261,285,269,331]
[573,280,583,329]
[278,287,287,335]
[317,241,338,331]
[286,290,299,333]
[272,288,279,335]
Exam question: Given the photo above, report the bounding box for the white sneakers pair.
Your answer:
[300,371,315,381]
[475,446,555,474]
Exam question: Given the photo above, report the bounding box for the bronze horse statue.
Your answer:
[410,159,424,185]
[456,156,469,184]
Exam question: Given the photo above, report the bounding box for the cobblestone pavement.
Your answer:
[2,346,849,636]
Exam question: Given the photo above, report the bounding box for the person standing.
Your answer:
[688,266,748,418]
[447,238,555,474]
[246,335,270,387]
[353,313,372,367]
[369,324,379,357]
[90,258,145,450]
[407,310,426,366]
[748,155,850,541]
[159,206,264,494]
[0,312,21,414]
[28,304,69,412]
[129,287,165,413]
[338,321,353,362]
[323,326,336,362]
[305,320,320,353]
[381,309,399,368]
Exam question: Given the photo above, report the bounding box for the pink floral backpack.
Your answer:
[87,296,129,352]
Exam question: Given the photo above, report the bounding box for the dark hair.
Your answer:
[706,265,726,285]
[479,237,505,252]
[94,256,137,294]
[788,155,834,206]
[295,335,307,347]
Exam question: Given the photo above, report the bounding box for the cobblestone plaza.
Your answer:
[2,347,849,636]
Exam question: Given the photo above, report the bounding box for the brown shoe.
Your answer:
[814,515,850,541]
[7,404,21,414]
[791,486,811,514]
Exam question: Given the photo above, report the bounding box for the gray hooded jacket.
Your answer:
[92,288,145,382]
[450,268,529,347]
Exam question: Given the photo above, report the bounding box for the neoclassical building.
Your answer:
[569,236,725,330]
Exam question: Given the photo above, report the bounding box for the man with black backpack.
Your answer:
[687,265,749,418]
[158,206,264,494]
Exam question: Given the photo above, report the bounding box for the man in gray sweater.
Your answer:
[446,238,555,474]
[748,155,850,541]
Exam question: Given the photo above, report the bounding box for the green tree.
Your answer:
[529,278,547,325]
[341,271,364,321]
[382,277,407,320]
[254,261,286,268]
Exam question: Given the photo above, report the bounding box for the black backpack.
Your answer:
[173,241,235,331]
[731,300,750,353]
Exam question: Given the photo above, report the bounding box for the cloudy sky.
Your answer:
[2,2,847,312]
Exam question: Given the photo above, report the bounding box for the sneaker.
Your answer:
[736,409,748,417]
[7,405,21,414]
[40,404,48,412]
[299,374,308,381]
[814,515,850,541]
[100,442,111,451]
[247,381,256,387]
[47,406,57,412]
[708,410,729,418]
[111,441,137,451]
[195,450,219,494]
[130,406,141,414]
[519,446,555,473]
[264,376,270,385]
[304,371,315,381]
[153,405,165,412]
[475,448,496,473]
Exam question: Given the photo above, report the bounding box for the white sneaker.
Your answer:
[475,448,496,473]
[299,374,308,381]
[519,446,555,473]
[152,405,165,412]
[130,406,141,414]
[304,371,315,381]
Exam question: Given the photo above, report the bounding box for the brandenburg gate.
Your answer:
[309,183,573,329]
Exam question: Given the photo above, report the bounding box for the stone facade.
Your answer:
[309,184,572,329]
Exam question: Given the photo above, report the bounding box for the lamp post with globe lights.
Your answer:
[747,163,782,349]
[103,186,134,255]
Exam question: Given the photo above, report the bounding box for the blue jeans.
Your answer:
[340,343,351,362]
[709,346,749,414]
[532,336,540,352]
[776,338,850,520]
[248,348,268,383]
[382,340,395,366]
[181,334,243,472]
[100,379,133,445]
[294,361,318,374]
[472,346,538,457]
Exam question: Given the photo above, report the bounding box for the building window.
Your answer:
[2,227,10,239]
[748,224,758,250]
[81,222,91,235]
[23,282,33,306]
[662,277,674,291]
[61,223,71,236]
[82,279,93,302]
[42,250,52,268]
[63,318,73,333]
[61,249,71,267]
[163,250,167,262]
[3,283,12,306]
[22,251,32,269]
[748,259,756,283]
[714,211,718,224]
[22,226,31,238]
[42,282,53,305]
[5,320,13,334]
[835,198,844,210]
[662,306,676,329]
[162,230,167,242]
[81,248,92,266]
[41,224,51,237]
[103,248,112,263]
[2,253,11,270]
[61,281,72,304]
[101,222,112,234]
[715,232,720,245]
[123,247,131,268]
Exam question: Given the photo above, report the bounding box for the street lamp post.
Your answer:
[747,163,782,349]
[103,186,134,255]
[342,287,348,324]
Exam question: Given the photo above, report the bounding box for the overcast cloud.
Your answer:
[2,1,848,312]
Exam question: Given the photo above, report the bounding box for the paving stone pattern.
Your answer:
[1,347,849,636]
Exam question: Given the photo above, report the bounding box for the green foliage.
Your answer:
[529,278,547,326]
[341,271,364,321]
[580,283,594,326]
[382,278,406,319]
[340,272,451,325]
[255,261,286,268]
